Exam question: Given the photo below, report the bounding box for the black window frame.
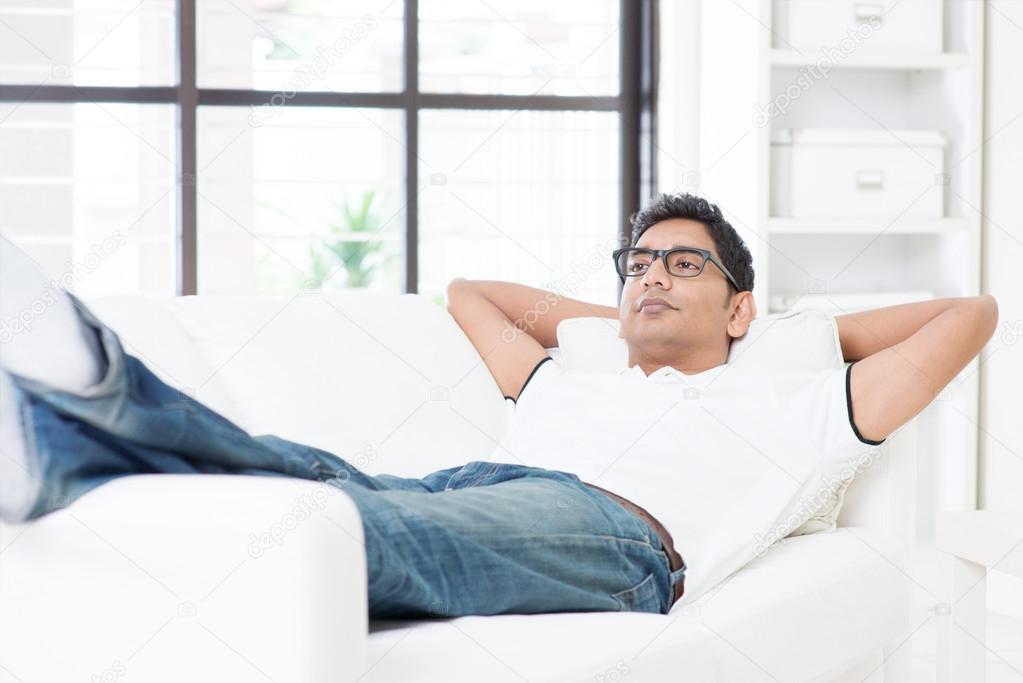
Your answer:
[0,0,657,297]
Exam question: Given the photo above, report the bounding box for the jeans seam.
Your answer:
[578,485,661,548]
[614,541,673,613]
[611,571,660,612]
[17,389,43,518]
[457,462,502,489]
[453,533,665,550]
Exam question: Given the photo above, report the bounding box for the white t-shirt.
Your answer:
[491,356,887,605]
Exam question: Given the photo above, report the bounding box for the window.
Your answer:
[0,102,177,297]
[0,0,655,304]
[418,109,620,303]
[418,0,620,95]
[197,105,405,294]
[0,1,176,86]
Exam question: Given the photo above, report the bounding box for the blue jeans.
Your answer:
[7,296,685,618]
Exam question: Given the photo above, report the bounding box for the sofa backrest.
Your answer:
[86,295,242,422]
[90,292,510,479]
[89,292,916,566]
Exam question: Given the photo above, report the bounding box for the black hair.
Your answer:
[627,193,755,296]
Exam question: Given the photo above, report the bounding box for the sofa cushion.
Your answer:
[554,308,843,374]
[363,527,906,683]
[87,295,242,424]
[158,292,510,480]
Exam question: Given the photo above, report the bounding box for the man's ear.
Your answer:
[727,291,757,339]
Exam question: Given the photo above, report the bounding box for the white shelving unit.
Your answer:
[697,0,986,515]
[769,48,971,70]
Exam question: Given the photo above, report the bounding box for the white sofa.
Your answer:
[0,291,920,682]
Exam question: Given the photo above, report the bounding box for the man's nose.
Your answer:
[640,258,671,289]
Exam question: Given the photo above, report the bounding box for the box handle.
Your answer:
[856,170,885,189]
[854,2,884,24]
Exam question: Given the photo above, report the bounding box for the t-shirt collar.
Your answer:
[619,363,728,384]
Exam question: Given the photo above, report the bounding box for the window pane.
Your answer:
[197,0,403,92]
[0,0,175,86]
[418,109,620,306]
[0,103,177,296]
[419,0,619,96]
[197,106,405,295]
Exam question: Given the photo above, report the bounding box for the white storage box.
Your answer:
[773,0,944,54]
[770,128,947,220]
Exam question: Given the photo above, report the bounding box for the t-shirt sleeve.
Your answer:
[503,355,559,406]
[778,362,888,467]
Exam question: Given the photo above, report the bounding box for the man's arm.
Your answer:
[450,279,618,349]
[836,295,998,443]
[445,279,617,401]
[446,279,552,402]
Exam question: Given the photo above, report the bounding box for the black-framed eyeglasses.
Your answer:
[612,246,742,292]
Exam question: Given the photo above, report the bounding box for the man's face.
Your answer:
[617,218,744,364]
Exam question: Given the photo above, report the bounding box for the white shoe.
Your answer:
[0,234,102,392]
[0,370,39,523]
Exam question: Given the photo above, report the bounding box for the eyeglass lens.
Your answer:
[618,249,706,277]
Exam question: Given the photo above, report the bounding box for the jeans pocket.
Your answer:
[611,571,661,613]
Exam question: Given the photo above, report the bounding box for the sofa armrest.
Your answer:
[0,474,368,683]
[837,417,918,571]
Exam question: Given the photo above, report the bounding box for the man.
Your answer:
[0,193,998,619]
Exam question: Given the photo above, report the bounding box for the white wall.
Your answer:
[981,0,1023,618]
[657,0,1023,509]
[980,1,1023,512]
[658,0,1023,614]
[655,0,702,195]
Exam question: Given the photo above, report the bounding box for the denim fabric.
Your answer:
[7,295,684,618]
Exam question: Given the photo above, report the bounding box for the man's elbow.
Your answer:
[968,294,999,348]
[979,293,998,332]
[447,277,469,291]
[981,293,998,319]
[446,278,471,309]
